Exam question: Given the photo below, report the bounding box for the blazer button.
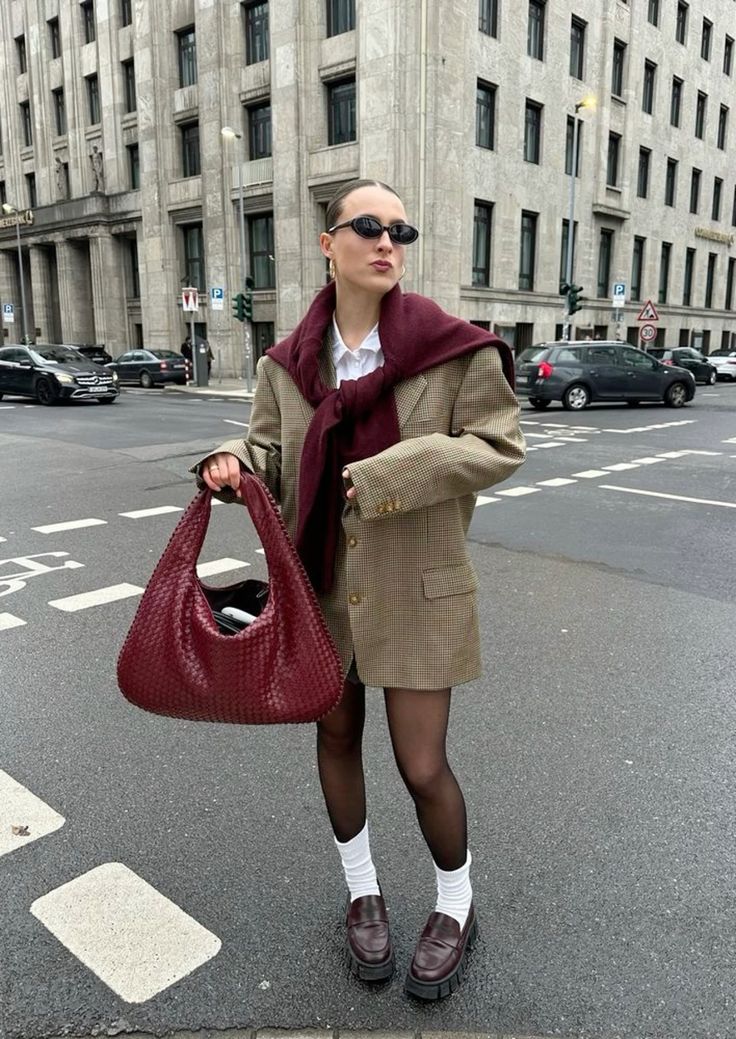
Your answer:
[349,593,361,605]
[348,536,358,548]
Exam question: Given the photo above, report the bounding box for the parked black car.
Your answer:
[0,344,119,404]
[71,343,113,364]
[647,347,717,385]
[515,341,696,411]
[106,349,189,388]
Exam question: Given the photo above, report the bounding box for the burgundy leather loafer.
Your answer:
[405,903,478,1000]
[345,894,394,981]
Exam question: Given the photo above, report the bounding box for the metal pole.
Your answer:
[15,215,29,344]
[190,310,198,385]
[236,139,252,393]
[563,113,580,343]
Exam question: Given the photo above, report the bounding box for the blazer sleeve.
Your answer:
[189,355,282,503]
[346,346,526,521]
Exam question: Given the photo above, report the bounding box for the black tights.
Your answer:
[316,677,468,872]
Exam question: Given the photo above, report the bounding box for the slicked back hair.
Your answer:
[325,179,403,230]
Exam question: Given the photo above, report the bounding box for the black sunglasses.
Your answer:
[328,215,420,245]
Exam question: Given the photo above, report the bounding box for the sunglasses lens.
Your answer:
[352,216,383,239]
[390,223,419,244]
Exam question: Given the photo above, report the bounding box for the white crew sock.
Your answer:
[434,850,473,929]
[334,822,381,902]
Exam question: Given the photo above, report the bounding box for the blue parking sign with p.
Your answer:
[2,303,14,323]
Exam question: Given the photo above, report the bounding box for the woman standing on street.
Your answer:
[197,179,525,999]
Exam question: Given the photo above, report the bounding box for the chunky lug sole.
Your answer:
[404,913,478,1001]
[348,945,395,982]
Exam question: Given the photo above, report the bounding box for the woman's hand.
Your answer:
[342,467,357,500]
[201,452,243,497]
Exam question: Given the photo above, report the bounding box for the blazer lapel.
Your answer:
[395,374,428,430]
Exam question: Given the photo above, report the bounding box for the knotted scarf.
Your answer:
[268,281,513,593]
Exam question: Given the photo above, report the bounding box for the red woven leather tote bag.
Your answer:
[117,473,343,724]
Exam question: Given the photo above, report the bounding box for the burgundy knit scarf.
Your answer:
[268,281,514,593]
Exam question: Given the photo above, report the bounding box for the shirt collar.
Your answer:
[331,316,381,365]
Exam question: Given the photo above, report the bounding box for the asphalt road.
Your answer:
[1,385,735,1039]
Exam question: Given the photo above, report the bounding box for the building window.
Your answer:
[253,321,275,361]
[127,143,140,188]
[127,238,140,297]
[327,0,354,37]
[524,100,542,164]
[695,91,707,138]
[597,229,614,298]
[244,1,269,65]
[733,185,736,227]
[690,167,701,213]
[58,161,70,199]
[704,252,717,308]
[659,242,672,304]
[519,211,537,291]
[20,102,32,147]
[181,122,201,177]
[724,36,734,76]
[248,101,272,159]
[81,0,95,43]
[565,116,582,176]
[121,0,132,26]
[717,105,728,150]
[86,74,100,125]
[16,36,27,74]
[665,158,678,207]
[631,236,646,302]
[479,0,499,37]
[0,181,6,206]
[48,17,61,58]
[701,18,712,61]
[675,1,688,44]
[670,76,683,126]
[122,59,136,114]
[683,247,695,306]
[248,213,275,289]
[472,201,493,287]
[528,0,545,60]
[712,177,723,221]
[726,258,735,311]
[560,219,578,283]
[637,147,651,197]
[606,132,621,187]
[328,78,356,145]
[183,224,205,290]
[52,89,66,136]
[642,60,656,114]
[476,81,496,150]
[569,17,586,79]
[177,27,197,87]
[647,0,659,26]
[612,39,626,96]
[26,173,37,208]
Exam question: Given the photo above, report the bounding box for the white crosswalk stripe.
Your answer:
[32,519,107,534]
[49,583,144,612]
[0,612,26,630]
[119,506,183,519]
[0,770,65,858]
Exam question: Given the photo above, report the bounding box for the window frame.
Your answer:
[20,101,33,147]
[631,236,646,302]
[183,223,206,291]
[479,0,499,37]
[642,59,657,114]
[606,131,621,187]
[519,210,538,292]
[647,0,659,26]
[472,200,493,287]
[597,228,614,298]
[695,90,707,138]
[523,99,542,164]
[701,17,712,61]
[476,80,496,150]
[86,73,100,126]
[180,121,201,178]
[327,77,356,146]
[527,0,545,60]
[659,242,672,304]
[177,26,198,88]
[122,59,136,114]
[52,87,67,136]
[704,252,717,308]
[326,0,355,37]
[248,212,276,289]
[48,17,61,58]
[81,0,96,44]
[670,76,683,127]
[243,1,270,65]
[612,39,626,97]
[569,16,586,80]
[712,177,723,222]
[665,158,678,207]
[248,100,272,159]
[683,247,695,306]
[690,167,701,214]
[675,1,688,45]
[637,146,651,198]
[717,104,728,150]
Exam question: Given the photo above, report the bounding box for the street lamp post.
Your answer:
[563,97,595,343]
[221,126,253,393]
[2,203,29,344]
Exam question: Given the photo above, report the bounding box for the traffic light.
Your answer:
[567,283,585,315]
[559,281,570,296]
[243,275,255,321]
[232,293,245,322]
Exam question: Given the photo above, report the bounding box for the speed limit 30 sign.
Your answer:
[639,323,657,344]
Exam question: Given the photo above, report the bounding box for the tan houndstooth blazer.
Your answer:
[194,339,526,689]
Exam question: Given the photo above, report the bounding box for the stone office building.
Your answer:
[0,0,735,374]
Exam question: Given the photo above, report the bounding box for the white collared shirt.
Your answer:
[331,316,385,387]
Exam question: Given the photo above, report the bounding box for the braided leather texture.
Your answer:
[117,472,344,724]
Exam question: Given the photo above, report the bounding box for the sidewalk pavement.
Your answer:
[164,378,254,401]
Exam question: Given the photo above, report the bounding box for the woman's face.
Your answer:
[321,185,410,297]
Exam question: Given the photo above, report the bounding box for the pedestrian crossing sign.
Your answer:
[637,299,659,322]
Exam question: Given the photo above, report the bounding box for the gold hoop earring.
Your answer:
[329,258,336,280]
[399,265,407,280]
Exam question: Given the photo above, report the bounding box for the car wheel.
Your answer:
[528,397,551,410]
[665,382,688,408]
[707,370,717,385]
[562,383,590,411]
[139,371,154,389]
[99,397,116,404]
[36,378,57,406]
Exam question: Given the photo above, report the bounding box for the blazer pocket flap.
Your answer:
[422,562,478,599]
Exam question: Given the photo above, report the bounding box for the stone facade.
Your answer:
[0,0,734,369]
